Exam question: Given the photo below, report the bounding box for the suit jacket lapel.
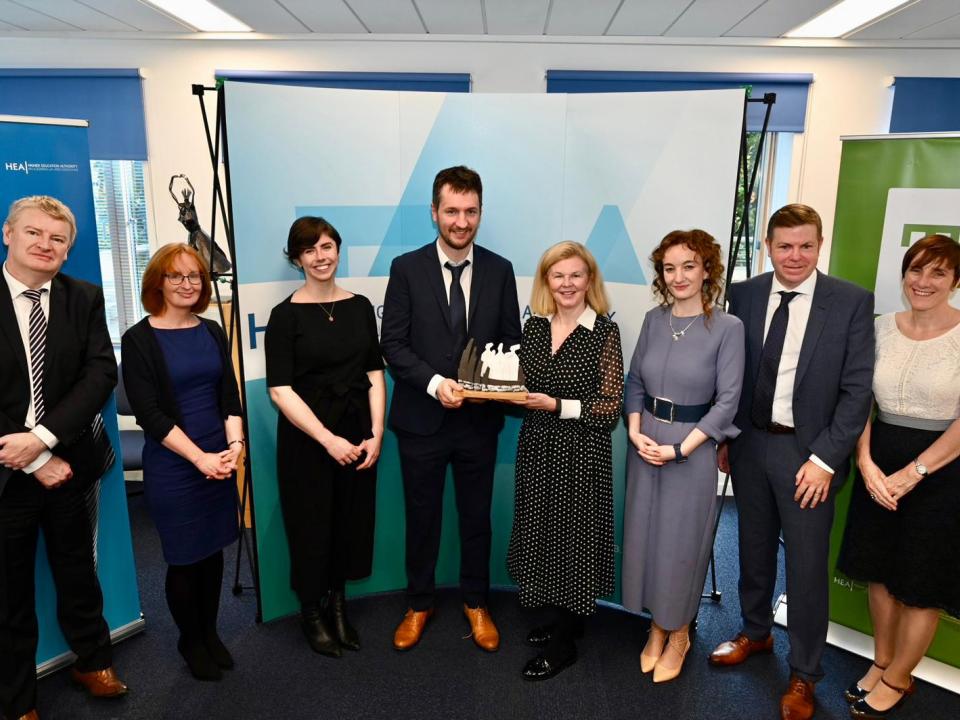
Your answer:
[468,248,484,329]
[44,275,67,401]
[0,278,29,383]
[748,274,773,379]
[422,244,452,331]
[795,272,830,388]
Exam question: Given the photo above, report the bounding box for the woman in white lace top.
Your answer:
[838,234,960,719]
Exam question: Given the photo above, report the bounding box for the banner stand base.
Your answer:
[774,594,960,695]
[36,616,146,679]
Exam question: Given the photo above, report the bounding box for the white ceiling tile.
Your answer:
[16,0,134,30]
[0,0,80,30]
[606,0,688,36]
[414,0,484,34]
[849,0,960,40]
[546,0,623,35]
[665,0,767,37]
[274,0,368,33]
[78,0,194,31]
[485,0,549,35]
[725,0,836,37]
[348,0,424,33]
[907,11,960,39]
[212,0,311,32]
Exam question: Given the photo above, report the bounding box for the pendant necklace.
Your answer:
[669,311,701,341]
[318,301,336,323]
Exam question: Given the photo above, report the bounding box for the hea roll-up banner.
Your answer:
[0,116,143,672]
[224,83,744,622]
[828,133,960,684]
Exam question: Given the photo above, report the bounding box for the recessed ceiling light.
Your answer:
[785,0,913,38]
[144,0,252,32]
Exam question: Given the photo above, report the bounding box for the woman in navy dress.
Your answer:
[265,217,385,658]
[122,244,243,681]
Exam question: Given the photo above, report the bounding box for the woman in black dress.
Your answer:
[507,241,623,681]
[122,243,243,681]
[265,216,385,658]
[838,235,960,719]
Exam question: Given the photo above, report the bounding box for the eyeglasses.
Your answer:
[164,272,203,285]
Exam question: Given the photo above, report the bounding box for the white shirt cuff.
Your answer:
[24,450,53,475]
[559,399,582,420]
[426,374,444,400]
[32,424,58,449]
[809,453,834,475]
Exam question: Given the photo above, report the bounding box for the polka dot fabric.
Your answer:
[506,314,624,616]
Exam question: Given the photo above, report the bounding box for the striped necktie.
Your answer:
[22,288,48,421]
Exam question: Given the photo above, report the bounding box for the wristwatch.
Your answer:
[674,443,687,464]
[913,458,928,478]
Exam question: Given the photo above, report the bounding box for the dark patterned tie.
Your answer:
[751,291,799,429]
[446,260,470,351]
[23,288,47,421]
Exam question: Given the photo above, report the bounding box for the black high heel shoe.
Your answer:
[329,591,361,651]
[849,676,916,719]
[844,662,887,704]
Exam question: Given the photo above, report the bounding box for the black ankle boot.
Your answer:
[329,591,361,651]
[301,603,342,658]
[203,628,234,670]
[177,637,223,681]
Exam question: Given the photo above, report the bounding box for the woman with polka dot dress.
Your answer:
[507,241,624,682]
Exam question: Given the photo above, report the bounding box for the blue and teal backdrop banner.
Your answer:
[0,115,143,669]
[223,83,744,622]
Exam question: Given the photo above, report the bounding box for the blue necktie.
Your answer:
[751,291,799,429]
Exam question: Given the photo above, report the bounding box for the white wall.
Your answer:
[1,35,958,263]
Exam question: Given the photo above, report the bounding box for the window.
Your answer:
[91,160,151,346]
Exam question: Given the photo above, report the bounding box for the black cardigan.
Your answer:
[121,316,243,443]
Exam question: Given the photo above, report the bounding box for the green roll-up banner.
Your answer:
[827,133,960,670]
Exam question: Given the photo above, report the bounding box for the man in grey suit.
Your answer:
[709,205,874,720]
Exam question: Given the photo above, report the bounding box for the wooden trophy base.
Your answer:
[454,389,528,401]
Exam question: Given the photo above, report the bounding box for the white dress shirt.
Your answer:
[762,271,832,474]
[3,263,58,473]
[427,239,475,399]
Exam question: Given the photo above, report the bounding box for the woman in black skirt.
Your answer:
[265,217,385,658]
[838,234,960,719]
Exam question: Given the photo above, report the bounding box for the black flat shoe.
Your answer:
[849,677,915,719]
[329,591,361,651]
[177,638,222,681]
[521,651,577,681]
[844,662,887,704]
[203,630,235,670]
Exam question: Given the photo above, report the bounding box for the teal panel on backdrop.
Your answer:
[0,118,142,665]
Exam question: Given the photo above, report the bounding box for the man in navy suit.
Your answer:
[709,205,874,720]
[381,166,521,652]
[0,196,126,720]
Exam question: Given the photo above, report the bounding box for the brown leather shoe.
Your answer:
[708,633,774,666]
[17,710,40,720]
[70,666,128,697]
[780,674,815,720]
[393,608,434,650]
[463,604,500,652]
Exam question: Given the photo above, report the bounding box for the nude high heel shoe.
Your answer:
[640,621,668,674]
[653,628,691,683]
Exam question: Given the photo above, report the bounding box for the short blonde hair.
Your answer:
[5,195,77,245]
[530,241,610,316]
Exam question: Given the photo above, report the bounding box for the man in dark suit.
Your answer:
[381,166,521,652]
[709,205,874,720]
[0,196,126,720]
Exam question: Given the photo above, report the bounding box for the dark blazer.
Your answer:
[121,316,243,443]
[0,272,117,498]
[381,241,522,436]
[727,270,875,482]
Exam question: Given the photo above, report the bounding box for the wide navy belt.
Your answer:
[643,395,711,424]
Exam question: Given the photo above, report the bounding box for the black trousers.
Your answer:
[730,429,835,682]
[396,411,498,610]
[0,472,112,718]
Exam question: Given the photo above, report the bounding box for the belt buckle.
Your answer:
[652,396,675,424]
